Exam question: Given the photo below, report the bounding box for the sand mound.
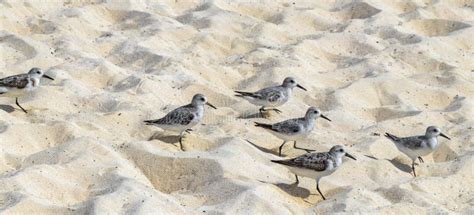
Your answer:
[0,0,472,214]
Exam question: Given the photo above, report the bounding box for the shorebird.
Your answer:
[254,107,331,156]
[272,145,356,200]
[235,77,307,116]
[0,67,54,113]
[385,126,450,177]
[144,94,217,151]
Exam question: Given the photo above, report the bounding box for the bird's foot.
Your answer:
[270,108,282,114]
[418,156,424,163]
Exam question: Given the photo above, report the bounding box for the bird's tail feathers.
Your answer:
[384,132,399,142]
[234,91,255,97]
[254,122,273,129]
[144,120,157,125]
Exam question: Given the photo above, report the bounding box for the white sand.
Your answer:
[0,0,473,214]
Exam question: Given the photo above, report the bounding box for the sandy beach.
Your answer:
[0,0,473,214]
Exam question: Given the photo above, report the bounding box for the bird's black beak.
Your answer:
[345,153,356,160]
[296,84,307,91]
[206,102,217,109]
[42,74,54,80]
[320,114,331,122]
[440,133,451,140]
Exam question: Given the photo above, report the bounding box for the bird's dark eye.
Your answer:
[290,80,295,83]
[314,111,318,114]
[434,129,439,132]
[37,71,41,74]
[339,149,344,152]
[200,98,205,101]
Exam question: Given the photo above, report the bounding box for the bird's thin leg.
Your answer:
[259,107,266,116]
[412,160,417,177]
[295,175,299,184]
[185,129,193,134]
[15,97,28,113]
[178,130,186,151]
[293,141,315,153]
[418,156,424,163]
[278,141,287,156]
[316,179,326,200]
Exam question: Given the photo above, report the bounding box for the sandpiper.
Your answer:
[272,145,356,200]
[255,107,331,156]
[235,77,307,116]
[384,126,450,177]
[0,67,54,113]
[144,94,217,151]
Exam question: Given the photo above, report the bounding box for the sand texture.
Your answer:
[0,0,473,214]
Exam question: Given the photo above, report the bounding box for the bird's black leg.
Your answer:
[418,156,424,163]
[278,141,287,156]
[412,160,417,177]
[295,175,299,184]
[259,107,266,117]
[317,180,326,200]
[293,141,315,153]
[15,97,28,113]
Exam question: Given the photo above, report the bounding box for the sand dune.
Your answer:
[0,0,473,214]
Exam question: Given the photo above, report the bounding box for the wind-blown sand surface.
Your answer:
[0,0,473,214]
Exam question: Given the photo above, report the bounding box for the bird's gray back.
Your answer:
[398,135,428,149]
[156,104,197,125]
[256,85,288,102]
[280,152,334,172]
[0,74,29,89]
[272,118,305,134]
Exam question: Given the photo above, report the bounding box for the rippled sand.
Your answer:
[0,0,473,214]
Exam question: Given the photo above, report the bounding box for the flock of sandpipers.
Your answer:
[0,68,451,201]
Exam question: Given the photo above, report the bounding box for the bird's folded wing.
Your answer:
[0,74,29,89]
[257,87,283,102]
[401,136,426,149]
[281,153,330,171]
[273,119,302,134]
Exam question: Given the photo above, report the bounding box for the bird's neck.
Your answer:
[426,136,438,149]
[303,117,315,128]
[329,153,343,167]
[30,77,40,88]
[195,104,204,112]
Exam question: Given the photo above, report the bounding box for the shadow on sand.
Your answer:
[388,158,412,174]
[148,132,183,149]
[258,179,311,198]
[245,140,282,156]
[0,105,15,113]
[237,111,268,119]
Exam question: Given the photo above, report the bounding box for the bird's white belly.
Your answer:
[286,166,333,180]
[245,96,287,107]
[0,86,34,98]
[270,129,309,141]
[396,144,435,160]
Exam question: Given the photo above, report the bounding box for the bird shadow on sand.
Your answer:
[237,112,268,119]
[0,105,15,113]
[148,132,181,144]
[388,158,412,174]
[275,182,311,198]
[246,140,315,156]
[245,140,283,156]
[258,180,311,198]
